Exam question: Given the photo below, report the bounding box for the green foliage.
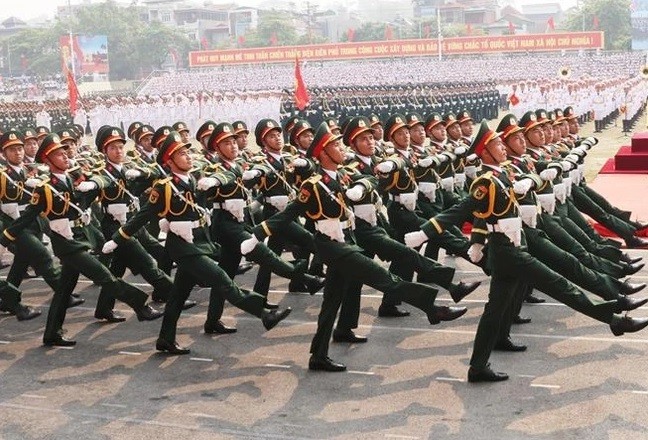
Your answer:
[563,0,631,50]
[1,0,192,79]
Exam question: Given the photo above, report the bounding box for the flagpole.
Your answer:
[68,0,75,78]
[437,8,442,61]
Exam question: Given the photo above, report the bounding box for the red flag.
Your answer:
[169,48,179,66]
[346,28,355,42]
[508,21,515,35]
[66,67,79,115]
[200,37,209,50]
[294,57,309,111]
[237,35,246,47]
[384,25,393,40]
[423,25,431,38]
[269,32,278,46]
[592,16,600,30]
[508,92,520,106]
[466,23,473,36]
[547,16,555,32]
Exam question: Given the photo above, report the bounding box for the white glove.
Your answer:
[76,181,98,192]
[404,230,428,248]
[242,170,261,181]
[345,152,355,161]
[24,178,41,188]
[565,153,580,163]
[80,210,92,225]
[539,168,558,181]
[124,169,142,180]
[466,153,478,162]
[102,240,118,254]
[345,185,364,201]
[436,153,449,163]
[159,218,170,233]
[375,161,396,173]
[465,165,477,179]
[293,158,308,168]
[584,136,598,146]
[571,147,586,157]
[513,178,533,195]
[468,243,484,263]
[561,160,574,171]
[197,177,219,190]
[240,236,259,255]
[454,146,467,155]
[418,156,435,168]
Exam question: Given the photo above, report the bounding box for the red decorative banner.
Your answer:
[189,32,604,67]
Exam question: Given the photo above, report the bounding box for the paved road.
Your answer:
[2,249,648,439]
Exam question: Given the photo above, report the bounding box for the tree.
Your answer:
[563,0,631,50]
[241,11,299,47]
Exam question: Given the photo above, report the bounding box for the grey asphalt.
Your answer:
[1,249,648,440]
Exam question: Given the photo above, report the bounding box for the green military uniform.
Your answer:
[416,121,642,382]
[250,119,318,297]
[199,123,323,316]
[0,134,160,346]
[252,122,466,371]
[111,131,290,354]
[89,127,185,318]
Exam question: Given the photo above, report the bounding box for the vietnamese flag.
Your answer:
[509,92,520,106]
[547,16,555,32]
[294,57,309,111]
[66,67,80,115]
[508,21,515,35]
[592,16,600,30]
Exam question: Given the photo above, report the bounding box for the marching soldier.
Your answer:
[405,120,648,383]
[244,122,467,372]
[102,131,292,355]
[0,134,162,346]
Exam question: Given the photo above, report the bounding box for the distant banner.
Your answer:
[189,32,604,67]
[60,35,109,74]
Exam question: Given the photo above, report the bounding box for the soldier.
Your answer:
[243,122,467,372]
[89,127,195,319]
[249,119,320,298]
[405,120,648,383]
[102,131,292,355]
[0,134,162,346]
[198,122,323,328]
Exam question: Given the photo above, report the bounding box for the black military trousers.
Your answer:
[311,235,438,359]
[158,253,266,344]
[470,233,618,370]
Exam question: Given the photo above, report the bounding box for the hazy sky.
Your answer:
[1,0,580,22]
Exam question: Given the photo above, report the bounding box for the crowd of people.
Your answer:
[0,79,647,381]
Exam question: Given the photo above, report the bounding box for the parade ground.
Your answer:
[1,119,648,439]
[1,251,648,440]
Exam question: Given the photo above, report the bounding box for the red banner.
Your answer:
[189,32,604,67]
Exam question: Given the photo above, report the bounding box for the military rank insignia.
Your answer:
[298,187,310,202]
[149,189,160,204]
[473,185,488,200]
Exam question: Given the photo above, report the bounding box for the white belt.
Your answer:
[537,193,556,215]
[418,182,437,202]
[441,176,454,192]
[1,203,27,220]
[454,172,466,189]
[266,194,292,212]
[213,198,246,222]
[315,218,353,242]
[388,191,417,211]
[553,182,567,204]
[353,204,377,226]
[518,204,539,228]
[486,217,522,247]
